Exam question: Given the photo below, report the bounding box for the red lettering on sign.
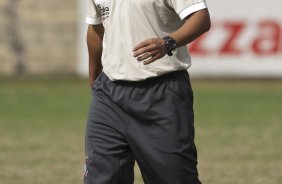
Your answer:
[189,32,210,55]
[219,22,246,55]
[252,20,281,55]
[189,19,282,57]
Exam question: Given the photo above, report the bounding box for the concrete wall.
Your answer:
[0,0,78,76]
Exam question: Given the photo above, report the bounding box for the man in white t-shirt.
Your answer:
[84,0,210,183]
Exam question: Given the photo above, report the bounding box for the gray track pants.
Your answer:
[84,70,201,184]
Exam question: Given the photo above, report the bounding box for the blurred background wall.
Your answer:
[0,0,78,76]
[0,0,281,78]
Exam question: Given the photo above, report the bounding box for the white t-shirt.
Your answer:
[86,0,207,81]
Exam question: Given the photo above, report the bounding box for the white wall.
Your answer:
[77,0,88,77]
[189,0,282,78]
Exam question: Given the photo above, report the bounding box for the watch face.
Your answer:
[167,39,176,50]
[163,36,176,56]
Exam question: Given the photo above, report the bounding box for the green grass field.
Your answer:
[0,78,281,184]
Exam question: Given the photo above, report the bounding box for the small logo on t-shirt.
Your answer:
[97,4,110,21]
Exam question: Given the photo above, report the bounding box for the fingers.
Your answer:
[133,38,166,64]
[136,50,159,61]
[140,49,166,65]
[133,39,154,52]
[143,53,163,65]
[133,40,159,57]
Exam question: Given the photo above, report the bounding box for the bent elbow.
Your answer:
[203,13,211,33]
[204,21,211,33]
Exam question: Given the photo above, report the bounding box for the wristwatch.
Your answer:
[162,36,177,56]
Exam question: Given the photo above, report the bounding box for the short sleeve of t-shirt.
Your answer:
[86,0,102,25]
[169,0,208,20]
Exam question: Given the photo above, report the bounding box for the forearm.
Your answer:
[170,9,211,47]
[87,24,104,86]
[132,9,211,64]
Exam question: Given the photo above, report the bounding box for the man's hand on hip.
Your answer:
[133,38,167,65]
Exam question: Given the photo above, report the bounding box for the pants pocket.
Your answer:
[92,72,104,90]
[166,72,193,105]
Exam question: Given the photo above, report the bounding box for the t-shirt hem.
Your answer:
[179,2,208,20]
[86,17,102,25]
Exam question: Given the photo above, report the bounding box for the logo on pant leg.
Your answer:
[84,156,89,179]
